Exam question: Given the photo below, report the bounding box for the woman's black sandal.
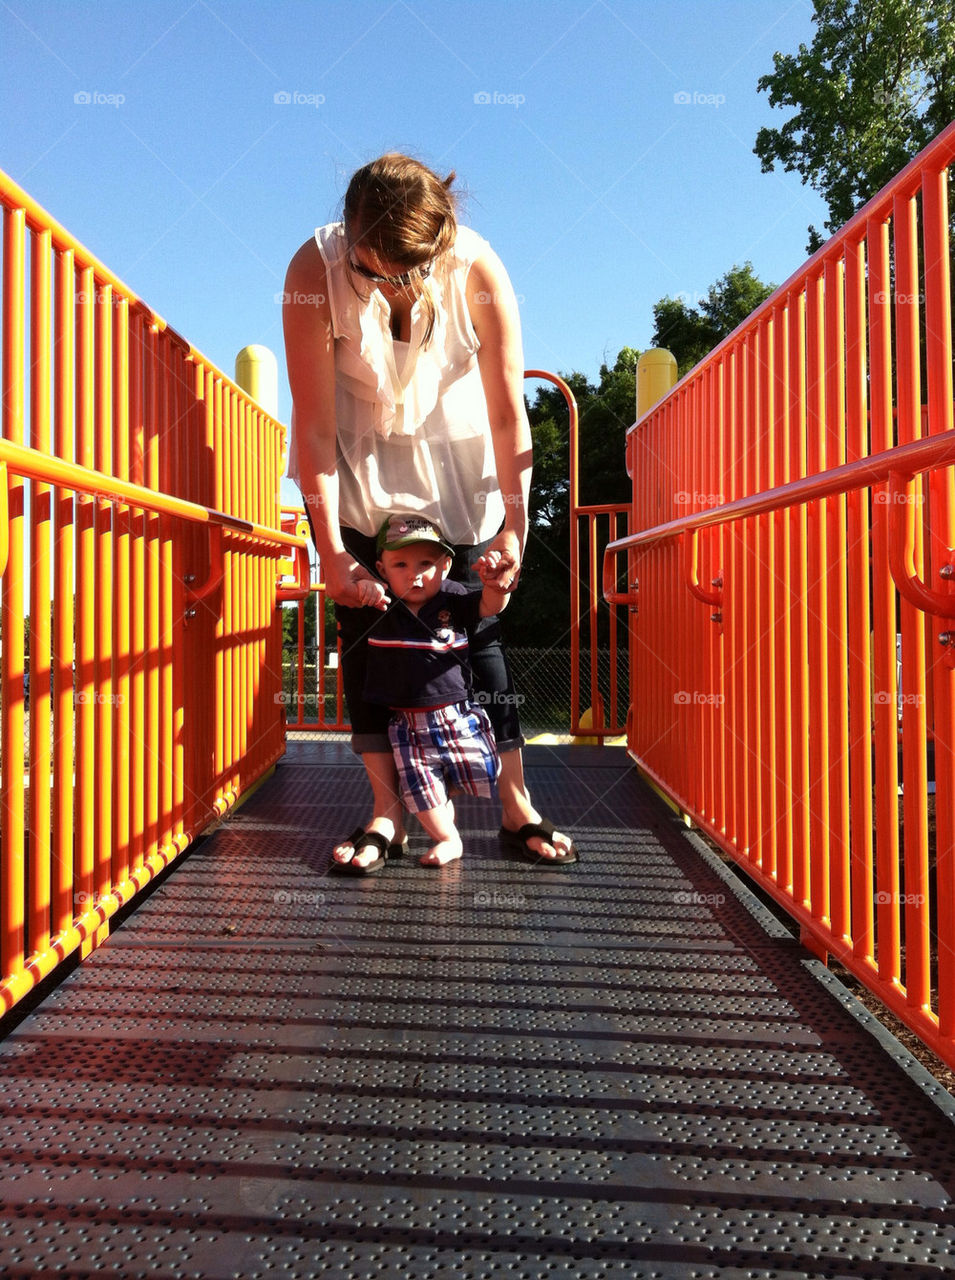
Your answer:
[498,819,579,867]
[330,827,395,876]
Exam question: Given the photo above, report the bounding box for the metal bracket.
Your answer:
[886,471,955,616]
[183,524,224,615]
[680,529,723,632]
[885,470,955,666]
[276,515,311,602]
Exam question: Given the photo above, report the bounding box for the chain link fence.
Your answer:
[281,645,628,736]
[505,647,627,734]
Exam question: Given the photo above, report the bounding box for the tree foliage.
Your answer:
[506,261,775,644]
[489,219,778,647]
[650,264,775,377]
[754,0,955,247]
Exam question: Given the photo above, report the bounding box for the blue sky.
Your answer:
[2,0,828,502]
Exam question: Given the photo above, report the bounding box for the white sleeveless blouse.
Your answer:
[292,221,505,546]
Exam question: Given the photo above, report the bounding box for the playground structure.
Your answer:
[1,119,955,1087]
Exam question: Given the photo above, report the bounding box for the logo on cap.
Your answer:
[376,514,454,556]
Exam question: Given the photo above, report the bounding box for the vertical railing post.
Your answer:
[30,227,53,959]
[2,204,27,981]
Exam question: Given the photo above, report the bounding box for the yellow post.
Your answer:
[636,348,677,419]
[572,705,600,746]
[235,345,278,417]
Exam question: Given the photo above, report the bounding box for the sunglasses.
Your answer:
[348,257,432,289]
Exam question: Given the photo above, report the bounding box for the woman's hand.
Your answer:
[322,549,387,609]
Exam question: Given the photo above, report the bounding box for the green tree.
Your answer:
[754,0,955,248]
[281,595,321,652]
[651,264,775,377]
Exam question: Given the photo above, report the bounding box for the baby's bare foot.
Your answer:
[419,838,463,867]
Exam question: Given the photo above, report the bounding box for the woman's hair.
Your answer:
[343,153,458,343]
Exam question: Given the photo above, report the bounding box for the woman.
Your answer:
[282,152,577,873]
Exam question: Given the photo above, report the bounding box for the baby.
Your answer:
[356,514,510,866]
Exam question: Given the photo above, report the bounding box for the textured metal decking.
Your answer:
[1,741,954,1278]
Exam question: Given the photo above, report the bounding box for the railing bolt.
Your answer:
[941,564,955,580]
[939,631,953,646]
[711,576,723,589]
[711,611,723,624]
[185,608,197,620]
[184,573,196,584]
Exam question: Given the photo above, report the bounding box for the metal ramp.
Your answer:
[1,742,954,1278]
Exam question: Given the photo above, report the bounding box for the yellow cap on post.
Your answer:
[235,345,278,417]
[636,348,677,419]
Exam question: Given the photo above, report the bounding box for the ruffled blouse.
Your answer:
[290,222,506,546]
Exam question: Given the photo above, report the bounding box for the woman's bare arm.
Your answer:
[282,239,374,605]
[467,246,531,592]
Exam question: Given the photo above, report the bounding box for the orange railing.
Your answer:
[605,121,955,1070]
[0,168,304,1013]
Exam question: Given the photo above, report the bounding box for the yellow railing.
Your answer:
[0,168,304,1013]
[605,120,955,1071]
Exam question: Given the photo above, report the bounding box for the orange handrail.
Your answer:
[604,430,955,597]
[604,119,955,1070]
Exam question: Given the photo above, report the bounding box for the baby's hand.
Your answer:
[355,578,390,610]
[476,549,512,591]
